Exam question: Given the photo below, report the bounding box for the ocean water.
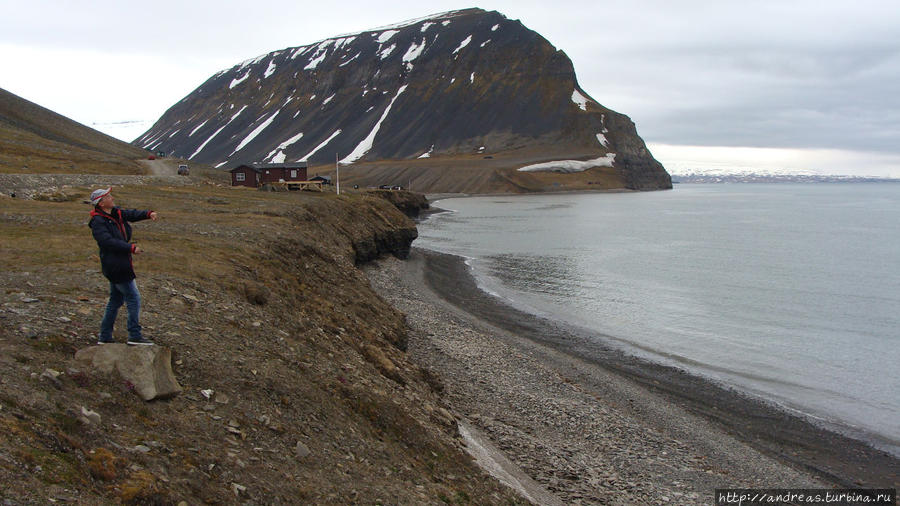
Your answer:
[416,183,900,455]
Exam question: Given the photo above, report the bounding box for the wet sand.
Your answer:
[365,248,899,504]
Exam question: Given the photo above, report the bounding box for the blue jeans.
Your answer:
[99,280,142,340]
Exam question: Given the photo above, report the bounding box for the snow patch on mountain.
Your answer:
[518,153,616,173]
[453,35,473,55]
[340,53,360,67]
[418,144,435,158]
[377,30,399,43]
[379,44,397,59]
[572,89,590,111]
[229,72,250,89]
[265,131,306,163]
[334,36,356,49]
[341,85,408,164]
[403,40,426,63]
[231,111,280,155]
[360,9,468,34]
[304,48,329,70]
[264,61,277,78]
[188,105,249,158]
[191,125,227,159]
[300,130,342,161]
[189,120,208,137]
[266,131,306,163]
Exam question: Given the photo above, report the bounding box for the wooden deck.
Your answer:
[271,180,323,191]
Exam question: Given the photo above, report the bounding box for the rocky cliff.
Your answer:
[137,8,671,193]
[0,182,523,503]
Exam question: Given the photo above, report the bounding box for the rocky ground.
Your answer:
[365,251,832,505]
[0,181,526,504]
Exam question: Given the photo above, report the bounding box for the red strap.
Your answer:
[91,208,128,241]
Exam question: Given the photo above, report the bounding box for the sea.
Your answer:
[415,183,900,457]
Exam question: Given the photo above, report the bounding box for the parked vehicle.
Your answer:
[177,164,190,176]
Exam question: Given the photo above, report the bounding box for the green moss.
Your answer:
[50,412,81,436]
[16,446,87,486]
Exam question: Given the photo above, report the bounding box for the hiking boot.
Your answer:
[97,337,115,345]
[126,336,155,346]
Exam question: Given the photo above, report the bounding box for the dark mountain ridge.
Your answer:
[137,8,671,192]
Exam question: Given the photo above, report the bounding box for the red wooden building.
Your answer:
[229,162,308,188]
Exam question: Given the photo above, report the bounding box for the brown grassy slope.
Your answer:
[0,87,149,175]
[0,185,524,504]
[312,146,628,194]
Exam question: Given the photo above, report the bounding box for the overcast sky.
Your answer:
[3,0,899,176]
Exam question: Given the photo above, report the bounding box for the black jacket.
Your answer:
[89,206,151,283]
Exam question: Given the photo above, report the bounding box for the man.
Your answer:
[88,188,158,345]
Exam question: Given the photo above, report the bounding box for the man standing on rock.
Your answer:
[88,188,158,346]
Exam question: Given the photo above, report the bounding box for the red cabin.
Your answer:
[229,162,308,188]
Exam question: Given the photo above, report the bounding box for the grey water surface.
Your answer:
[416,183,900,455]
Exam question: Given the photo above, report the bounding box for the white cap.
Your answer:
[90,188,111,206]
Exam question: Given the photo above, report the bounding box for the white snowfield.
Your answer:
[453,35,473,55]
[264,60,277,78]
[266,131,305,163]
[341,85,409,164]
[403,40,426,63]
[378,44,397,60]
[359,9,468,34]
[189,119,208,137]
[377,30,399,43]
[190,105,248,159]
[418,144,435,158]
[572,89,591,111]
[596,133,609,148]
[517,153,616,173]
[229,72,250,89]
[300,129,342,162]
[231,110,280,156]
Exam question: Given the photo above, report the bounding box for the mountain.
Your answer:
[672,172,900,184]
[136,8,671,193]
[0,87,149,175]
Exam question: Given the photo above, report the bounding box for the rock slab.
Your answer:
[74,345,183,401]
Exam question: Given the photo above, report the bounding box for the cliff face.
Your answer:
[0,182,522,503]
[137,8,670,192]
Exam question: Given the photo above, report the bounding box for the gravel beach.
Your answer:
[364,248,899,504]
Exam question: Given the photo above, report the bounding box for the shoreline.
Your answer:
[365,248,898,502]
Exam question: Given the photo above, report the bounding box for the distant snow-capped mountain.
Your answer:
[135,8,671,193]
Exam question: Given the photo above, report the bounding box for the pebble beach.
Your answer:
[365,248,899,504]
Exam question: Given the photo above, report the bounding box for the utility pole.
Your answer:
[335,153,340,195]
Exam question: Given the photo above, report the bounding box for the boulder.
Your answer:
[74,345,182,401]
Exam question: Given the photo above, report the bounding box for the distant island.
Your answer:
[672,172,900,184]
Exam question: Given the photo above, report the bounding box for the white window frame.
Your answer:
[235,172,246,182]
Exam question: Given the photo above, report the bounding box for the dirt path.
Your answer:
[138,159,176,176]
